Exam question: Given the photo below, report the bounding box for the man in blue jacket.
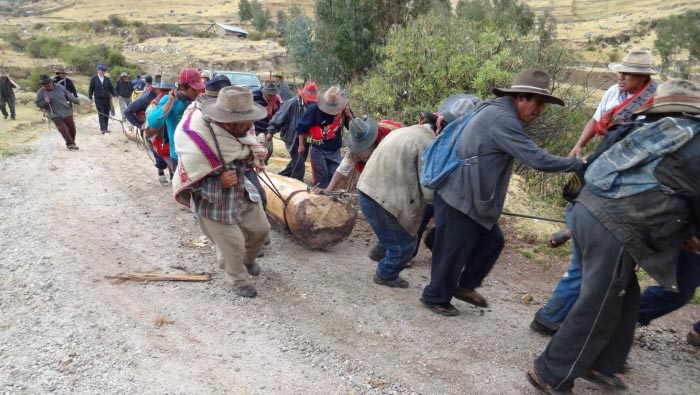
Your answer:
[421,70,584,316]
[147,68,204,172]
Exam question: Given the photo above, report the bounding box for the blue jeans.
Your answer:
[309,146,341,188]
[279,138,308,181]
[359,192,416,280]
[638,250,700,330]
[537,204,581,324]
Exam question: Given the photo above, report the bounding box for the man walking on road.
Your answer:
[88,64,116,134]
[35,75,80,150]
[1,72,18,120]
[116,72,134,120]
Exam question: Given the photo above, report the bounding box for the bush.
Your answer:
[24,37,64,58]
[107,50,127,67]
[247,31,263,41]
[108,14,127,28]
[60,44,110,73]
[2,32,25,51]
[26,68,46,91]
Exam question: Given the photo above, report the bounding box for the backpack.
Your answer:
[419,106,483,190]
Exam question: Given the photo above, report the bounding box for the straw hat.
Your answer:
[493,69,564,106]
[200,86,267,123]
[609,50,657,75]
[317,86,349,115]
[635,79,700,115]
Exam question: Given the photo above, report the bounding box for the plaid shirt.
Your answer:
[191,169,261,225]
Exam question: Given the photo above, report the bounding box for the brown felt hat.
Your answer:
[493,69,564,106]
[609,50,657,75]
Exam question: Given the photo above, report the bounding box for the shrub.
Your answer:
[24,37,64,59]
[27,68,46,91]
[3,32,25,50]
[108,14,127,28]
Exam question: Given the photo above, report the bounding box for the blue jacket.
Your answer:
[295,102,344,152]
[147,92,191,160]
[124,89,157,129]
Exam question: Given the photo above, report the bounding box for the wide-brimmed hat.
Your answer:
[144,74,153,83]
[201,70,211,79]
[347,117,379,153]
[261,80,279,95]
[493,69,564,106]
[635,79,700,115]
[318,86,349,115]
[200,86,267,123]
[205,75,232,97]
[0,72,9,78]
[609,50,656,75]
[157,74,178,90]
[422,94,481,126]
[55,68,71,74]
[298,81,319,102]
[39,74,53,84]
[119,72,129,78]
[272,72,284,78]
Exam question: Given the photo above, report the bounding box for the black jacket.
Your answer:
[53,76,78,98]
[116,79,134,99]
[88,75,115,100]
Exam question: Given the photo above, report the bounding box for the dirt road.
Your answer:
[1,116,698,394]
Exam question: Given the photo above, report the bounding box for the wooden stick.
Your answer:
[104,272,211,284]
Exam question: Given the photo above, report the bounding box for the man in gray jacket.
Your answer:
[420,70,584,316]
[36,75,81,150]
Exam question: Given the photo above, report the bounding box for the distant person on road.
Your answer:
[116,72,134,120]
[267,81,318,181]
[88,64,116,134]
[295,85,353,189]
[173,86,270,298]
[272,73,292,101]
[53,68,78,99]
[0,72,18,120]
[253,80,282,164]
[35,74,80,150]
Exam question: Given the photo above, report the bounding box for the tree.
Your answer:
[275,10,288,35]
[654,11,700,73]
[455,0,535,35]
[238,0,252,21]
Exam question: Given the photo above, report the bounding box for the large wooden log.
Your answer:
[258,172,357,250]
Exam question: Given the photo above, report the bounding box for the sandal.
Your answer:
[526,368,573,395]
[582,369,627,390]
[549,230,571,248]
[419,297,458,316]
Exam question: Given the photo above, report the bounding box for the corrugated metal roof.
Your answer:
[215,23,248,35]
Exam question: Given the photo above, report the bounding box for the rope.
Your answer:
[501,211,566,224]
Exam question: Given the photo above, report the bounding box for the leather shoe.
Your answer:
[236,285,257,298]
[373,273,409,288]
[453,287,488,308]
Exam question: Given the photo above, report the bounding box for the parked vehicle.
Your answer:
[211,71,262,90]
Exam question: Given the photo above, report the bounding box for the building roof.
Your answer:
[215,23,248,35]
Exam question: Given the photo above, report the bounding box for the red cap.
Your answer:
[179,68,205,91]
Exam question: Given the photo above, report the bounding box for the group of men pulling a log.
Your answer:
[110,49,700,394]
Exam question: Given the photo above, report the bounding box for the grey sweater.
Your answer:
[438,96,583,229]
[35,84,80,120]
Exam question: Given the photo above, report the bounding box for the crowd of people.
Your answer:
[11,49,700,394]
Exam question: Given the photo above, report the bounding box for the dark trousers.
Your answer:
[421,193,504,305]
[309,146,341,188]
[279,138,308,181]
[0,96,15,118]
[153,150,169,172]
[638,250,700,327]
[94,98,111,131]
[535,203,640,392]
[52,115,77,147]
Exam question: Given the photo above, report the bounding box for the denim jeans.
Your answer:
[359,192,416,280]
[638,250,700,326]
[537,204,580,324]
[309,146,341,188]
[421,193,504,305]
